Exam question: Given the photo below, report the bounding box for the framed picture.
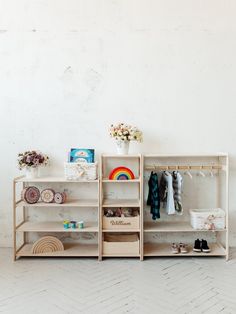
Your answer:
[69,148,95,163]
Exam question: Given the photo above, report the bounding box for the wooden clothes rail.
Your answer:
[145,165,222,171]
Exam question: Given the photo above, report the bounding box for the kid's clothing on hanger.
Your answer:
[160,171,175,215]
[147,170,183,219]
[147,172,160,220]
[172,171,183,215]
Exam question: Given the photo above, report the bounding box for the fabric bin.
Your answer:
[190,208,225,230]
[64,162,98,180]
[103,216,140,230]
[103,233,140,255]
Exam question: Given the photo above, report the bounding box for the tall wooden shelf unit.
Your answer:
[142,154,229,260]
[13,176,100,260]
[100,154,143,260]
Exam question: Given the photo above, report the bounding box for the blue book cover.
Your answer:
[69,148,95,163]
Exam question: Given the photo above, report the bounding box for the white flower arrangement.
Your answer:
[109,123,143,142]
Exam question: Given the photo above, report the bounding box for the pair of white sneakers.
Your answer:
[171,242,188,254]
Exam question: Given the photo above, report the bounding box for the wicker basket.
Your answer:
[64,162,98,180]
[190,208,225,230]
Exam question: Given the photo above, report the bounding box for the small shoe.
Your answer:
[193,239,202,252]
[171,243,179,254]
[201,239,211,253]
[179,243,188,254]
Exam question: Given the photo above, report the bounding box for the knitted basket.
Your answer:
[64,162,98,180]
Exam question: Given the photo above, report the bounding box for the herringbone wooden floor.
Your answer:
[0,248,236,314]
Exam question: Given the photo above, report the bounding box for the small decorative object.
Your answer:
[64,161,98,180]
[18,150,49,179]
[109,166,135,180]
[21,186,40,204]
[41,189,55,203]
[31,236,64,254]
[69,148,94,163]
[105,209,114,217]
[63,220,70,229]
[109,123,143,155]
[70,221,77,229]
[78,221,84,229]
[190,208,225,230]
[115,207,123,217]
[54,192,67,204]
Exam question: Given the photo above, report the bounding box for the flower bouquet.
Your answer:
[109,123,143,154]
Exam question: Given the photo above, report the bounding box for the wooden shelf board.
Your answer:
[144,153,228,158]
[144,243,226,257]
[17,199,99,207]
[101,154,141,158]
[16,221,98,233]
[15,176,99,183]
[102,199,140,207]
[102,254,140,257]
[16,243,98,257]
[144,221,226,233]
[102,179,140,183]
[102,229,140,233]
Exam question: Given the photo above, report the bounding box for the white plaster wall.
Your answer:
[0,0,236,247]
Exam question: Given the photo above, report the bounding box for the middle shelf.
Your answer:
[144,221,226,233]
[16,221,98,233]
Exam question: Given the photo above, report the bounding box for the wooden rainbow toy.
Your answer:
[109,166,135,180]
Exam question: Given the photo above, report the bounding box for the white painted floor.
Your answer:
[0,248,236,314]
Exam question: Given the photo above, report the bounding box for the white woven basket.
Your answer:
[64,162,98,180]
[189,208,225,230]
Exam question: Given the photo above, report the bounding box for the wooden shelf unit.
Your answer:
[142,154,229,260]
[100,154,143,260]
[13,176,100,260]
[13,153,229,261]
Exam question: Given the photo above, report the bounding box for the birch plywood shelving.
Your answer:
[13,176,100,260]
[13,153,229,261]
[100,154,143,260]
[142,153,229,260]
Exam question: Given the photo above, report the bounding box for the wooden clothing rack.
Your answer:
[145,165,222,171]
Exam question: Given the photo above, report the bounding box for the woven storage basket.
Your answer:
[64,162,98,180]
[190,208,225,230]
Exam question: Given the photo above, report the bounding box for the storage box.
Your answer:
[190,208,225,230]
[103,216,140,230]
[103,233,140,255]
[64,162,98,180]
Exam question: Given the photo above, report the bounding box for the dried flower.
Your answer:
[109,123,143,142]
[17,150,49,170]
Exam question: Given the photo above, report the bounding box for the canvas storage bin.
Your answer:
[64,162,98,180]
[190,208,225,230]
[103,216,140,230]
[103,233,140,255]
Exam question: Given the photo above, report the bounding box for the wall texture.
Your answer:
[0,0,236,247]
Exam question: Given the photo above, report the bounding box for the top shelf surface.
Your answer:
[144,153,228,158]
[101,154,141,158]
[15,176,99,183]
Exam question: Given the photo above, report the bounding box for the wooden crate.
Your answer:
[103,233,140,255]
[103,216,140,230]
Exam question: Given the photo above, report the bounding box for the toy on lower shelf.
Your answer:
[109,166,135,180]
[21,186,40,204]
[63,220,85,229]
[54,192,67,204]
[31,236,64,254]
[41,189,55,203]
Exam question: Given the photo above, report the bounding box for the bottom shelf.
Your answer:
[144,242,226,257]
[16,243,98,257]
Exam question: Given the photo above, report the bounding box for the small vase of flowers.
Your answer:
[109,123,143,155]
[18,150,49,179]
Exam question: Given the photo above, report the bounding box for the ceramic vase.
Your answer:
[115,140,130,155]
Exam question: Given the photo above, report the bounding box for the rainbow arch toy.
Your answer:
[109,166,135,180]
